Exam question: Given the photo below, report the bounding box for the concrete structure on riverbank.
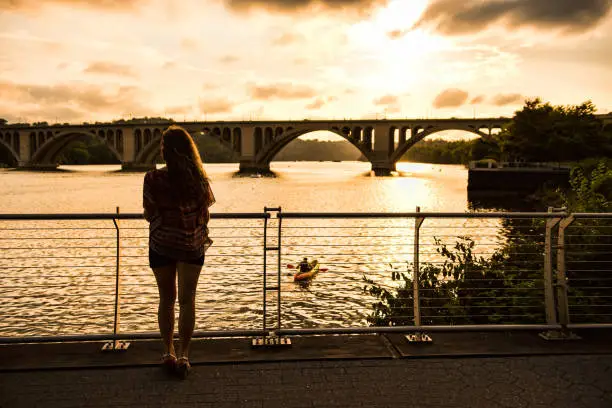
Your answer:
[468,161,572,194]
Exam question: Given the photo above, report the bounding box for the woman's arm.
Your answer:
[201,180,216,225]
[143,172,156,222]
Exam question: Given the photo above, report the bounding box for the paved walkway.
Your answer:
[1,355,611,408]
[1,331,611,407]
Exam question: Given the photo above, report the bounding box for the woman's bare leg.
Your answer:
[153,265,178,356]
[176,262,202,359]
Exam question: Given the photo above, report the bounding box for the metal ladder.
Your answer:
[252,207,291,347]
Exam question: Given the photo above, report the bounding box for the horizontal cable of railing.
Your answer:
[571,213,612,219]
[0,213,269,220]
[280,212,566,219]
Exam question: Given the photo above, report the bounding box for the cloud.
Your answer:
[0,80,149,122]
[222,0,387,14]
[470,95,486,105]
[180,38,199,52]
[162,61,177,70]
[373,95,401,114]
[306,98,326,110]
[491,93,524,106]
[165,105,193,115]
[219,55,240,64]
[373,94,399,106]
[0,80,145,111]
[433,88,469,108]
[387,29,405,39]
[272,32,305,46]
[414,0,612,36]
[248,82,317,100]
[327,96,338,102]
[83,61,138,78]
[198,98,234,114]
[4,106,86,123]
[0,0,144,11]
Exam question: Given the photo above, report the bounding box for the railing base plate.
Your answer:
[101,341,131,351]
[405,333,433,343]
[538,330,581,341]
[251,336,292,347]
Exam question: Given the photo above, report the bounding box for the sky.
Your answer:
[1,0,611,130]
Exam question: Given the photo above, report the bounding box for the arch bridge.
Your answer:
[1,118,527,174]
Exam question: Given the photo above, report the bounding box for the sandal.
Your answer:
[161,353,177,373]
[176,357,191,380]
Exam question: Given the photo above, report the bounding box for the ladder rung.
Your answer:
[265,246,279,251]
[265,286,279,290]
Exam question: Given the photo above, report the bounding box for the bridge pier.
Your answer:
[371,162,396,176]
[238,161,272,175]
[121,162,157,172]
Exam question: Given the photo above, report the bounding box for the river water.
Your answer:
[0,162,513,337]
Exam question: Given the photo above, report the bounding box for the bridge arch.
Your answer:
[0,131,20,166]
[29,130,122,165]
[389,125,493,163]
[254,126,374,166]
[135,126,236,165]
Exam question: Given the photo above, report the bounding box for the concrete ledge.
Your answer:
[386,329,612,359]
[0,334,393,372]
[1,330,611,372]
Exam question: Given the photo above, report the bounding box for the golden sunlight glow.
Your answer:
[346,0,452,92]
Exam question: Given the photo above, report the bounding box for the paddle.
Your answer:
[287,264,296,269]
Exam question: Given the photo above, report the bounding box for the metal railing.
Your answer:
[0,209,610,345]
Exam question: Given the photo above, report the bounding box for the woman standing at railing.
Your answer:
[143,125,215,379]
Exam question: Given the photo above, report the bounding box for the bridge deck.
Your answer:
[1,330,611,407]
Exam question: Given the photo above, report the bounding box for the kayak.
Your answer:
[294,259,320,282]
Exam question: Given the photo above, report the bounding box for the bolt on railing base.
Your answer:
[405,333,433,343]
[251,335,292,347]
[101,340,131,351]
[538,330,581,341]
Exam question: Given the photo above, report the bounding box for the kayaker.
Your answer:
[298,257,311,273]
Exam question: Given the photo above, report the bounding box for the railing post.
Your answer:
[103,206,130,351]
[556,214,580,339]
[262,211,268,336]
[406,206,432,343]
[276,207,282,333]
[540,208,579,340]
[543,207,562,327]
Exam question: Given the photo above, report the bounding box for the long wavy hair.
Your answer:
[161,125,210,202]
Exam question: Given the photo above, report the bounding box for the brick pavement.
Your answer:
[1,355,611,408]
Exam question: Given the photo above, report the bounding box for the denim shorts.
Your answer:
[149,248,205,268]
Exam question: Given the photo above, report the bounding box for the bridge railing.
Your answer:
[0,210,610,345]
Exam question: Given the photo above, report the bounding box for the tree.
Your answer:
[0,118,7,126]
[499,98,610,162]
